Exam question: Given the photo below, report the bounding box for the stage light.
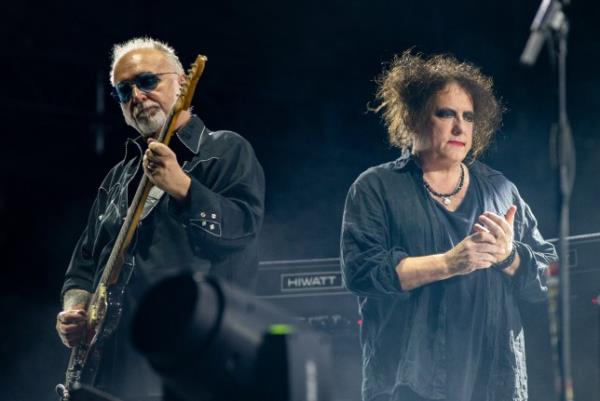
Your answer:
[131,272,332,401]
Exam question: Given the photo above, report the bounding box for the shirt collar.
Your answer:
[175,114,208,155]
[123,114,208,159]
[390,148,419,171]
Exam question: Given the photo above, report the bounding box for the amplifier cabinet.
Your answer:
[256,258,361,401]
[525,233,600,401]
[256,257,360,333]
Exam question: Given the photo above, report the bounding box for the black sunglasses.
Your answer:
[111,72,178,103]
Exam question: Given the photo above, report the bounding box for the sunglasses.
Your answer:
[111,72,179,103]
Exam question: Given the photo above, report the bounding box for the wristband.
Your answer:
[493,245,517,271]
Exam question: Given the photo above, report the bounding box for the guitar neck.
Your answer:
[93,108,178,298]
[89,54,207,303]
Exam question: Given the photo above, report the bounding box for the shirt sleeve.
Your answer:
[340,175,410,298]
[167,132,265,253]
[61,168,118,299]
[510,187,557,302]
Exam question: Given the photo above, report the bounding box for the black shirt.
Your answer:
[340,151,557,401]
[63,115,265,295]
[431,173,491,400]
[61,115,265,398]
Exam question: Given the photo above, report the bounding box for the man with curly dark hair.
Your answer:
[341,51,556,401]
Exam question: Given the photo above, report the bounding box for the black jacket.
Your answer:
[340,151,556,401]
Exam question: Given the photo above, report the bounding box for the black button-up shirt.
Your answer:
[62,115,265,297]
[340,151,556,401]
[61,115,265,398]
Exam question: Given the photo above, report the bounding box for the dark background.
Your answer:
[1,0,599,400]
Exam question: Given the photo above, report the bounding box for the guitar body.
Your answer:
[57,260,134,401]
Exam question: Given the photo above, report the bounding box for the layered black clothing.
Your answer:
[340,151,556,401]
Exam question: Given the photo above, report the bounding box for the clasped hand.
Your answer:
[445,205,517,275]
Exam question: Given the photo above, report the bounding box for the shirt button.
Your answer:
[200,212,206,218]
[209,224,215,230]
[211,213,217,219]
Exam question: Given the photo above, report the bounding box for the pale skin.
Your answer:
[396,82,520,291]
[57,48,192,347]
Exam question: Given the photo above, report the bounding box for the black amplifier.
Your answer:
[256,257,359,333]
[523,233,600,401]
[256,257,362,401]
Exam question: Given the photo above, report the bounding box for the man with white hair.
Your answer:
[55,37,265,399]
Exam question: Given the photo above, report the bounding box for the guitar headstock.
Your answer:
[175,54,208,112]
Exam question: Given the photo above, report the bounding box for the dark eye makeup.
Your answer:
[435,108,474,122]
[435,108,456,118]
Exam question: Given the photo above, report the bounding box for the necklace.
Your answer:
[423,164,465,205]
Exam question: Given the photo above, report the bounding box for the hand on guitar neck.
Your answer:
[143,138,191,201]
[56,289,91,348]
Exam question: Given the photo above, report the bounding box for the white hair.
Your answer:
[109,37,184,84]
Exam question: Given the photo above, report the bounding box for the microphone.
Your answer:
[520,0,568,66]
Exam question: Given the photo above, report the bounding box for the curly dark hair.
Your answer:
[372,50,503,159]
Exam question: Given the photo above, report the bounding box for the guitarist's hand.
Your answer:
[143,138,191,201]
[56,309,87,348]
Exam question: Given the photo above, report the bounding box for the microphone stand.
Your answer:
[520,2,576,401]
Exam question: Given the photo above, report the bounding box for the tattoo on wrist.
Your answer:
[63,289,92,310]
